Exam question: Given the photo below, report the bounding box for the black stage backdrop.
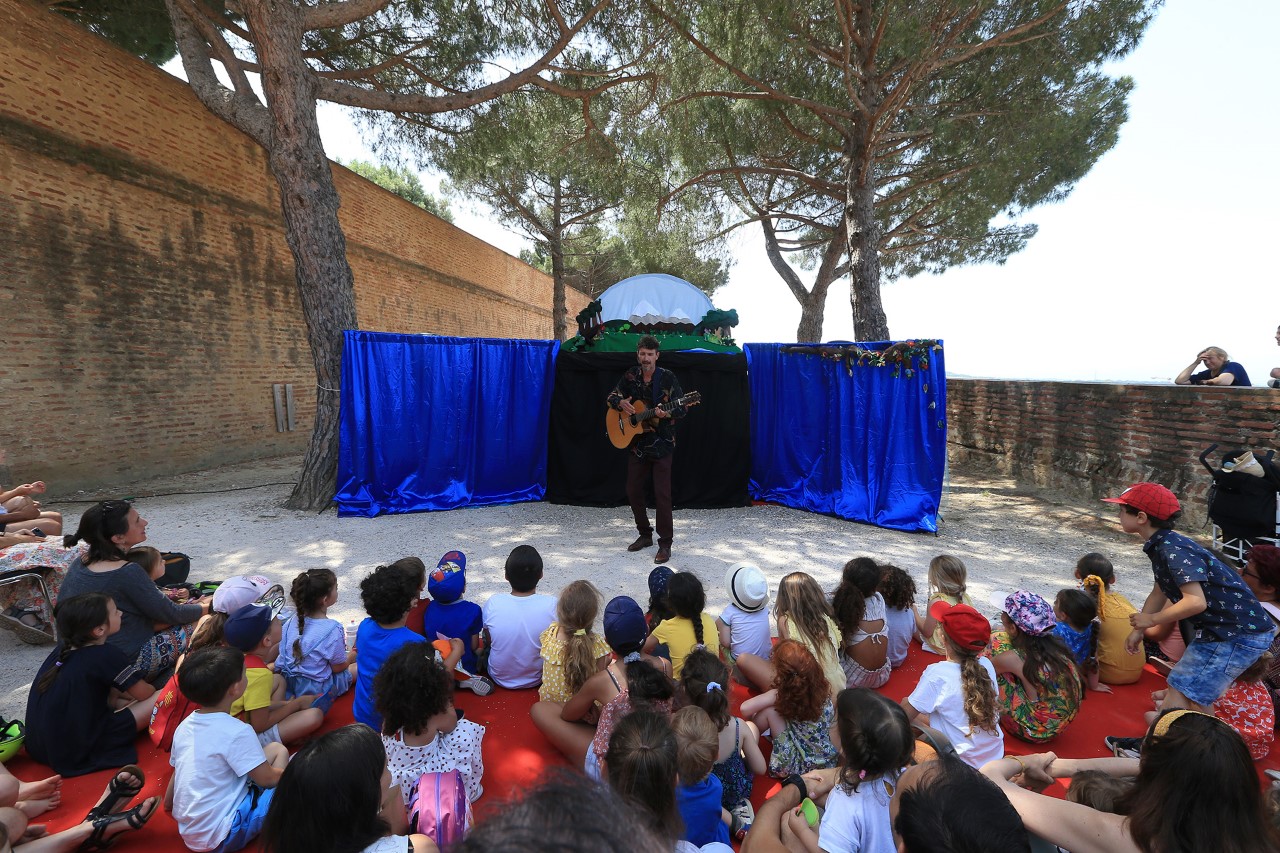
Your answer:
[546,351,751,508]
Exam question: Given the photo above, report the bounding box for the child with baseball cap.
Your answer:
[224,600,322,746]
[988,590,1081,743]
[901,602,1004,768]
[421,551,491,696]
[1104,481,1273,714]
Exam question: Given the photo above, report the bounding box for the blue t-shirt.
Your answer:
[353,620,422,731]
[1190,362,1251,386]
[676,775,731,847]
[1144,529,1271,641]
[1053,621,1094,666]
[421,600,483,673]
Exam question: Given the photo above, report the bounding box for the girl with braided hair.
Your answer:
[276,568,356,704]
[24,593,158,776]
[645,571,719,677]
[901,603,1004,770]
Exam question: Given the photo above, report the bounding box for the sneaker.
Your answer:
[730,800,755,840]
[459,675,495,696]
[1104,735,1142,759]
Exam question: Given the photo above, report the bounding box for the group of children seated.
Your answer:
[6,478,1280,853]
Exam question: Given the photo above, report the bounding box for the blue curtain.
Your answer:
[335,331,559,517]
[744,342,947,532]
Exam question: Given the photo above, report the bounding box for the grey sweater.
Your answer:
[58,557,203,659]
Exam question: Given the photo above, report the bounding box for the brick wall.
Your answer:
[947,379,1280,502]
[0,0,589,493]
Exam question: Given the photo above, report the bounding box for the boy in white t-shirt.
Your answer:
[481,545,557,689]
[165,646,288,853]
[716,562,772,665]
[900,603,1004,770]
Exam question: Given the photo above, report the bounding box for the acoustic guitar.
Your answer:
[605,391,702,449]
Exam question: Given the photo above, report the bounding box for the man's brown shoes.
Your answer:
[654,547,671,564]
[627,534,653,552]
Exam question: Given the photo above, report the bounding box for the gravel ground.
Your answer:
[0,456,1179,721]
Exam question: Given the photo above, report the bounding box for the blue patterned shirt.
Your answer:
[1143,529,1271,641]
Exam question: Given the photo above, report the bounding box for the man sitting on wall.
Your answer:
[1174,346,1251,387]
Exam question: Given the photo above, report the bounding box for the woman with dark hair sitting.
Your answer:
[1240,543,1280,721]
[56,500,208,680]
[259,724,434,853]
[982,708,1280,853]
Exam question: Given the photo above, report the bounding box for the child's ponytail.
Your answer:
[833,557,879,643]
[666,573,707,647]
[558,580,602,696]
[955,646,998,734]
[928,555,968,599]
[37,593,111,694]
[187,612,228,654]
[290,568,338,661]
[680,649,730,731]
[622,651,674,707]
[834,688,914,792]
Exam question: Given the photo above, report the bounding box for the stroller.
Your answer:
[1199,444,1280,566]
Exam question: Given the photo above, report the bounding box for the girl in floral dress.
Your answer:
[990,590,1082,743]
[741,639,837,777]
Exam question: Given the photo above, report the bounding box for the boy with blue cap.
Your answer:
[422,550,492,695]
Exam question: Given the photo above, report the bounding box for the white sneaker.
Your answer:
[459,675,495,696]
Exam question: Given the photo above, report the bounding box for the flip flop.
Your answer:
[79,796,158,852]
[84,765,145,823]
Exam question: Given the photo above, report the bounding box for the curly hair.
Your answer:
[373,641,453,736]
[360,562,420,624]
[772,639,828,722]
[679,648,730,731]
[290,568,338,662]
[558,580,602,696]
[667,572,708,647]
[946,637,998,734]
[877,563,916,611]
[775,572,835,662]
[834,688,914,792]
[832,557,881,643]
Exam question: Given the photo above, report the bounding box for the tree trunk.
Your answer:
[550,181,567,340]
[844,134,889,343]
[241,0,358,511]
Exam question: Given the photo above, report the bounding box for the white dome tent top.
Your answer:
[598,274,714,328]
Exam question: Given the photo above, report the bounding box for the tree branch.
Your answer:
[301,0,393,31]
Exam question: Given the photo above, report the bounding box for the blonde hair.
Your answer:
[671,705,718,784]
[947,636,998,734]
[928,555,968,599]
[558,580,602,696]
[774,572,835,661]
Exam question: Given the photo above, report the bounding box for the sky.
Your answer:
[167,1,1280,383]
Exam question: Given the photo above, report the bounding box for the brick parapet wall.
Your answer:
[946,378,1280,503]
[0,0,588,492]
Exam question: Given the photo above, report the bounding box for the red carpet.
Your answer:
[6,647,1278,850]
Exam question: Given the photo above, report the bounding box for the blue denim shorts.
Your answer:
[211,782,275,853]
[1167,629,1275,706]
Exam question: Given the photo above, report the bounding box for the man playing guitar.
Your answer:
[606,335,688,564]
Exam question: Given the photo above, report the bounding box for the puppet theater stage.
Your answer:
[333,277,947,532]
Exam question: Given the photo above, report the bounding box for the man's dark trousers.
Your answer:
[626,453,673,547]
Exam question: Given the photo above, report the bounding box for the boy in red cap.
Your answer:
[1104,481,1273,713]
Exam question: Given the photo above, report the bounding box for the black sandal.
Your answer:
[84,765,145,822]
[79,797,158,851]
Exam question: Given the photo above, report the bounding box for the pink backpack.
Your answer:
[407,770,472,846]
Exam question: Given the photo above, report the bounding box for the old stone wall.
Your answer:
[0,0,587,492]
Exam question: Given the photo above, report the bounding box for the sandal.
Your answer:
[85,765,145,822]
[79,796,158,851]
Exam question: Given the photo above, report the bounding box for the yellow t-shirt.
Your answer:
[1096,588,1145,685]
[790,614,845,694]
[538,622,611,703]
[229,656,274,719]
[653,614,720,677]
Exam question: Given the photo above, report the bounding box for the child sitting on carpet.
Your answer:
[538,579,610,704]
[355,561,457,730]
[679,649,764,836]
[1053,588,1109,693]
[275,568,356,705]
[715,562,772,667]
[901,603,1004,769]
[783,688,915,853]
[24,593,158,777]
[647,566,676,634]
[741,639,837,778]
[224,600,323,746]
[645,572,720,678]
[1076,552,1146,685]
[481,545,557,689]
[878,563,917,669]
[531,595,674,778]
[375,641,486,804]
[833,557,891,689]
[422,551,489,693]
[734,572,842,701]
[1065,770,1133,813]
[915,554,972,655]
[672,707,732,848]
[1144,653,1275,760]
[166,645,289,853]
